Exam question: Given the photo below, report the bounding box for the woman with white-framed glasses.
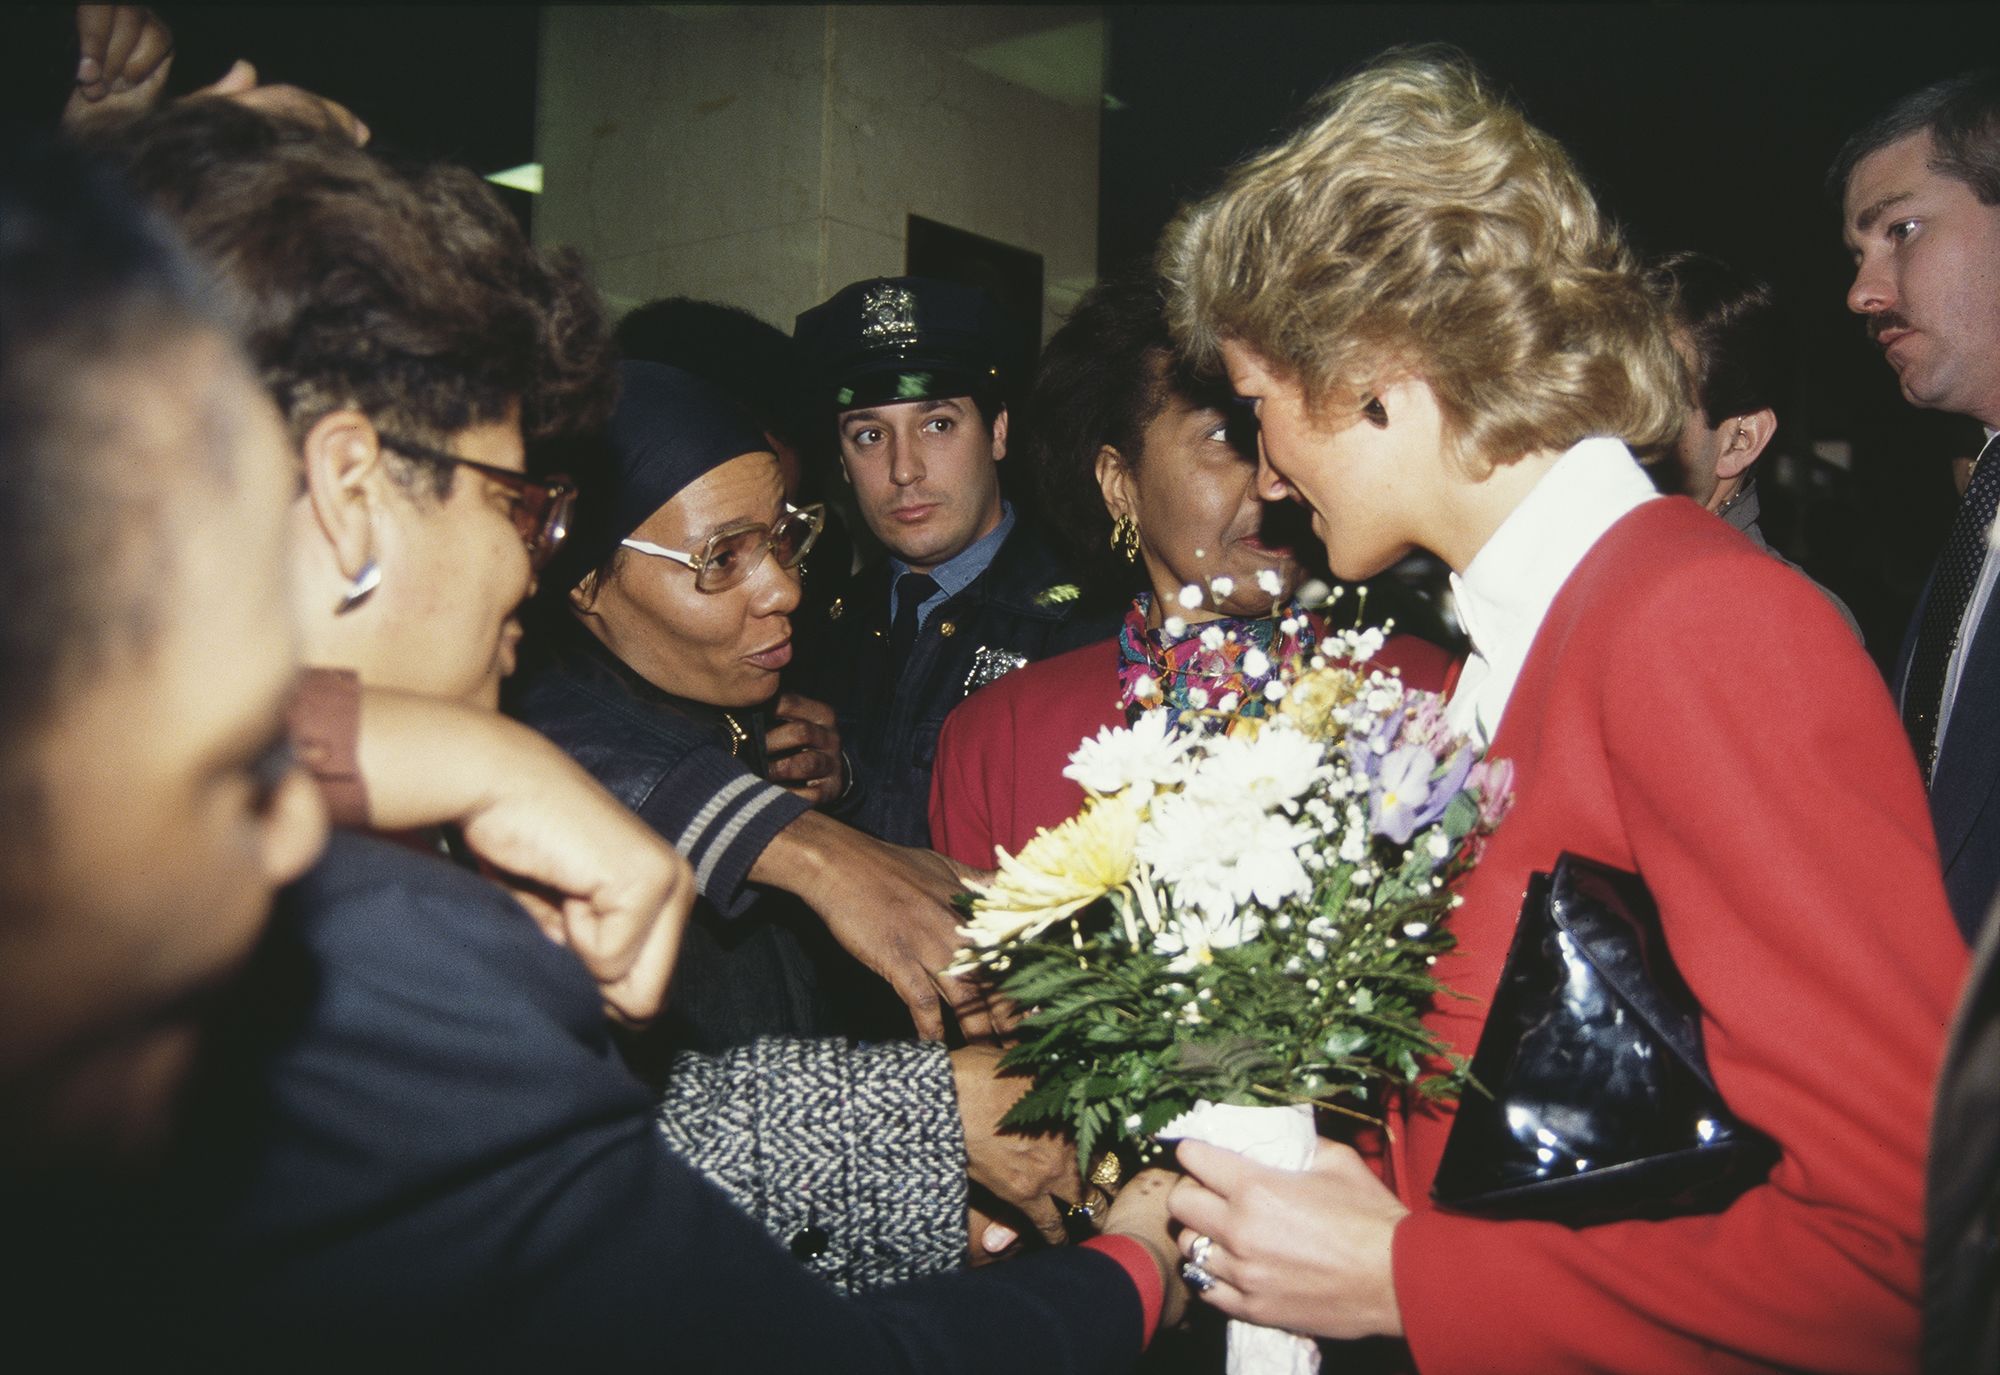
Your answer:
[511,361,854,1058]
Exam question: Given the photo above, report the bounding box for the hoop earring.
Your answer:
[1109,514,1141,565]
[336,559,381,616]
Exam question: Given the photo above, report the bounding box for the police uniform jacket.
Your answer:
[799,519,1117,850]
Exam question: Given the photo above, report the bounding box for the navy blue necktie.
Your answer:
[886,572,940,682]
[1905,433,2000,786]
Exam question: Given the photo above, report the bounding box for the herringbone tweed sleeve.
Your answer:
[656,1037,966,1292]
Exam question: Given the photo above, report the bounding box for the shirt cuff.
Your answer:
[289,666,367,827]
[640,743,811,917]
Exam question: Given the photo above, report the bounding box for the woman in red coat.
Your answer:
[1154,53,1968,1373]
[928,273,1452,869]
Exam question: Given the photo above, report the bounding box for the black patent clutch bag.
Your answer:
[1431,853,1778,1225]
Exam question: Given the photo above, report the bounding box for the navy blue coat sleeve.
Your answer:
[193,832,1142,1370]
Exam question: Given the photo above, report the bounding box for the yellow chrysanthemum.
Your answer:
[954,794,1141,959]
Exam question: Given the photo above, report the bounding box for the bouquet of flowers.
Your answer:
[952,624,1514,1172]
[953,624,1511,1373]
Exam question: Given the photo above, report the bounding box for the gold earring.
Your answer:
[1110,513,1141,564]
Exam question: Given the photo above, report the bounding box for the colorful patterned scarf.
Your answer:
[1117,593,1320,726]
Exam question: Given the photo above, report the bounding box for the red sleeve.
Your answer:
[1393,549,1966,1372]
[929,696,1004,870]
[1377,630,1457,694]
[1079,1235,1163,1351]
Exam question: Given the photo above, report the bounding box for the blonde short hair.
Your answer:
[1161,49,1684,467]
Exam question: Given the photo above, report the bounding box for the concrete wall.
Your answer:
[535,4,1102,341]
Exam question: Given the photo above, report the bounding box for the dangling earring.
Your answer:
[1110,513,1141,565]
[336,559,381,615]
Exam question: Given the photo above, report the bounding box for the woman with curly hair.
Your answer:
[928,271,1452,868]
[1156,50,1965,1373]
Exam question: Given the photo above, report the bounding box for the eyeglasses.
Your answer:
[376,432,576,571]
[620,503,826,594]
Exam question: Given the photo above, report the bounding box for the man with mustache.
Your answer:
[1834,67,2000,1374]
[1836,70,2000,946]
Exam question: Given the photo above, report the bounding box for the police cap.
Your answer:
[794,275,1007,413]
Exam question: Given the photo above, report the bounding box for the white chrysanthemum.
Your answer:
[1138,791,1314,921]
[1151,903,1268,967]
[1062,709,1192,796]
[1179,719,1326,814]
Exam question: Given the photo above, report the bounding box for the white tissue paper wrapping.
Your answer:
[1157,1100,1321,1375]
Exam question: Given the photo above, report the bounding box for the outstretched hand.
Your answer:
[353,689,690,1025]
[764,691,846,806]
[194,58,370,145]
[950,1044,1082,1248]
[63,5,370,145]
[64,5,174,128]
[753,810,1013,1041]
[458,769,693,1029]
[1167,1136,1408,1341]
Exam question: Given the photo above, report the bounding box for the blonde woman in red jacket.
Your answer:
[1156,50,1968,1374]
[928,272,1453,869]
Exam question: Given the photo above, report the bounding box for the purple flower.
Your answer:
[1371,743,1479,845]
[1369,744,1437,844]
[1430,744,1477,817]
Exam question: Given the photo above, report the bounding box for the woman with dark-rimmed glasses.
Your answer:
[511,360,851,1057]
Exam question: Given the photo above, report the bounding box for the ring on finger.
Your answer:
[1181,1233,1217,1292]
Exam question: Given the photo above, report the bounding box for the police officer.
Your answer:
[793,276,1113,854]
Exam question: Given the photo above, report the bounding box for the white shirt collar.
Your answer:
[1445,437,1660,743]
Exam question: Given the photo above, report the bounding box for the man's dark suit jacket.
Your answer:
[169,831,1143,1368]
[1926,890,2000,1373]
[1895,582,2000,943]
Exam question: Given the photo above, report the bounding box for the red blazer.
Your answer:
[1391,499,1966,1373]
[928,625,1455,868]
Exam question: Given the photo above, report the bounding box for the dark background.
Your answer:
[1097,2,1999,661]
[6,2,1997,659]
